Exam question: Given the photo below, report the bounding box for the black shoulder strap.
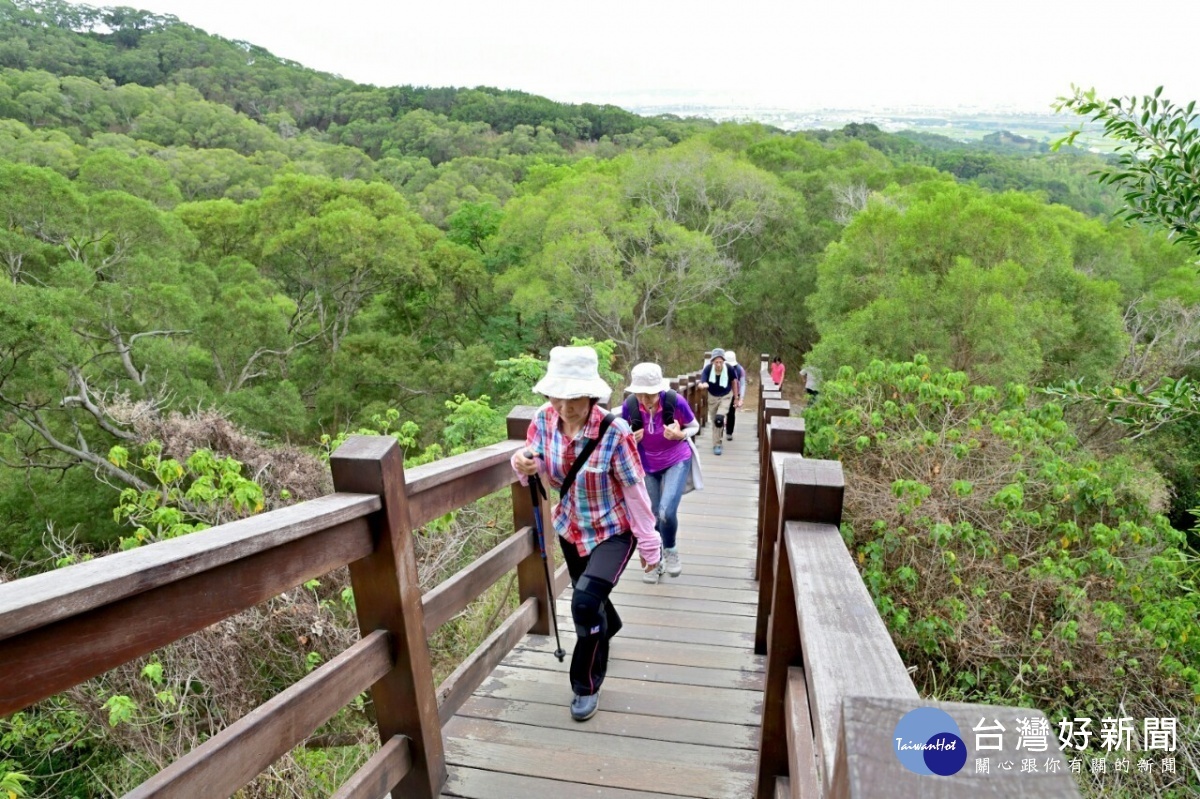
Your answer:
[560,412,616,499]
[662,390,677,427]
[623,395,642,431]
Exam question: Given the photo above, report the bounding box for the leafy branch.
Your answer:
[1042,376,1200,440]
[1054,85,1200,256]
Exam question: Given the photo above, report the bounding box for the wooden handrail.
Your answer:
[0,514,375,716]
[0,411,566,798]
[0,492,380,639]
[405,440,524,530]
[125,630,394,799]
[753,407,1082,798]
[421,526,535,636]
[435,597,538,723]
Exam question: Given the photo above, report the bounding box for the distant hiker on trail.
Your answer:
[723,350,747,441]
[699,347,740,456]
[800,363,821,404]
[771,356,786,387]
[621,362,701,583]
[510,346,662,722]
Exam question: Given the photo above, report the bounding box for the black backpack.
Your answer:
[623,390,678,432]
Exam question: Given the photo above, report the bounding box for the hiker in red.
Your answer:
[511,346,661,722]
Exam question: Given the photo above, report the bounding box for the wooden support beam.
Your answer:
[508,406,556,636]
[330,736,413,799]
[330,436,445,799]
[126,631,392,799]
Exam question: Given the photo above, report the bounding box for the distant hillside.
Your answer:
[0,0,694,150]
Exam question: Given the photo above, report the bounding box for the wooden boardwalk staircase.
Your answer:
[442,417,764,798]
[0,356,1083,798]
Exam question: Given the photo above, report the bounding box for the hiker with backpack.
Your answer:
[511,346,662,722]
[621,363,701,584]
[699,347,740,455]
[723,350,747,442]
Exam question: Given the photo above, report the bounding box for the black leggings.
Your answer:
[559,531,635,696]
[726,403,737,434]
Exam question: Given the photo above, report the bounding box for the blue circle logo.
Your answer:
[893,707,967,776]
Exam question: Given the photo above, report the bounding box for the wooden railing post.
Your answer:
[692,366,708,430]
[507,407,554,637]
[329,436,445,799]
[757,393,785,461]
[754,456,843,799]
[754,415,805,629]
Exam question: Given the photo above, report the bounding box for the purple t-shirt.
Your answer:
[621,392,696,474]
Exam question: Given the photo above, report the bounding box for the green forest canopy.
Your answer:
[0,1,1197,796]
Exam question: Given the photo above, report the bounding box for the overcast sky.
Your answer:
[110,0,1200,112]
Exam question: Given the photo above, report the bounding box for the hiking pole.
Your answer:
[525,455,566,662]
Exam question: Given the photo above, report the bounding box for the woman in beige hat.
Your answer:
[511,346,662,721]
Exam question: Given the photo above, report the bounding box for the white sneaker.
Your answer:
[643,558,665,584]
[664,548,683,577]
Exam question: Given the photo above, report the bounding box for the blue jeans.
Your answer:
[644,458,689,549]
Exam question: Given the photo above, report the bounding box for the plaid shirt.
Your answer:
[525,402,645,556]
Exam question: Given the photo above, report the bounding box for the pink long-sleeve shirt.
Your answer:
[512,403,661,565]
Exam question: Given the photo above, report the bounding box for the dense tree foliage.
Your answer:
[0,2,1197,796]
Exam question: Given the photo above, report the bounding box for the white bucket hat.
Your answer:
[532,346,612,402]
[626,362,671,395]
[725,350,739,367]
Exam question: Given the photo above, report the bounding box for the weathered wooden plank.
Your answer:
[641,550,757,568]
[127,630,392,799]
[519,633,765,673]
[437,599,537,724]
[0,518,374,717]
[444,738,753,799]
[443,765,683,799]
[658,533,759,550]
[331,436,445,799]
[604,581,759,605]
[553,613,754,650]
[445,715,757,772]
[503,647,764,692]
[684,482,760,496]
[785,667,822,799]
[0,492,379,640]
[458,694,759,749]
[422,528,534,636]
[476,665,762,726]
[678,503,762,520]
[829,696,1079,798]
[614,566,753,590]
[405,440,523,529]
[594,589,759,618]
[556,598,756,634]
[786,522,918,794]
[775,777,790,799]
[331,735,412,799]
[674,519,761,536]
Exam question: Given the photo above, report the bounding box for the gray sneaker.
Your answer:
[642,557,665,584]
[571,691,599,721]
[664,547,682,577]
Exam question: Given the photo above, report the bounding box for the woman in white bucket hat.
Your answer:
[511,346,662,722]
[620,362,700,583]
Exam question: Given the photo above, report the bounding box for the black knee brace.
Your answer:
[714,414,725,430]
[571,575,607,638]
